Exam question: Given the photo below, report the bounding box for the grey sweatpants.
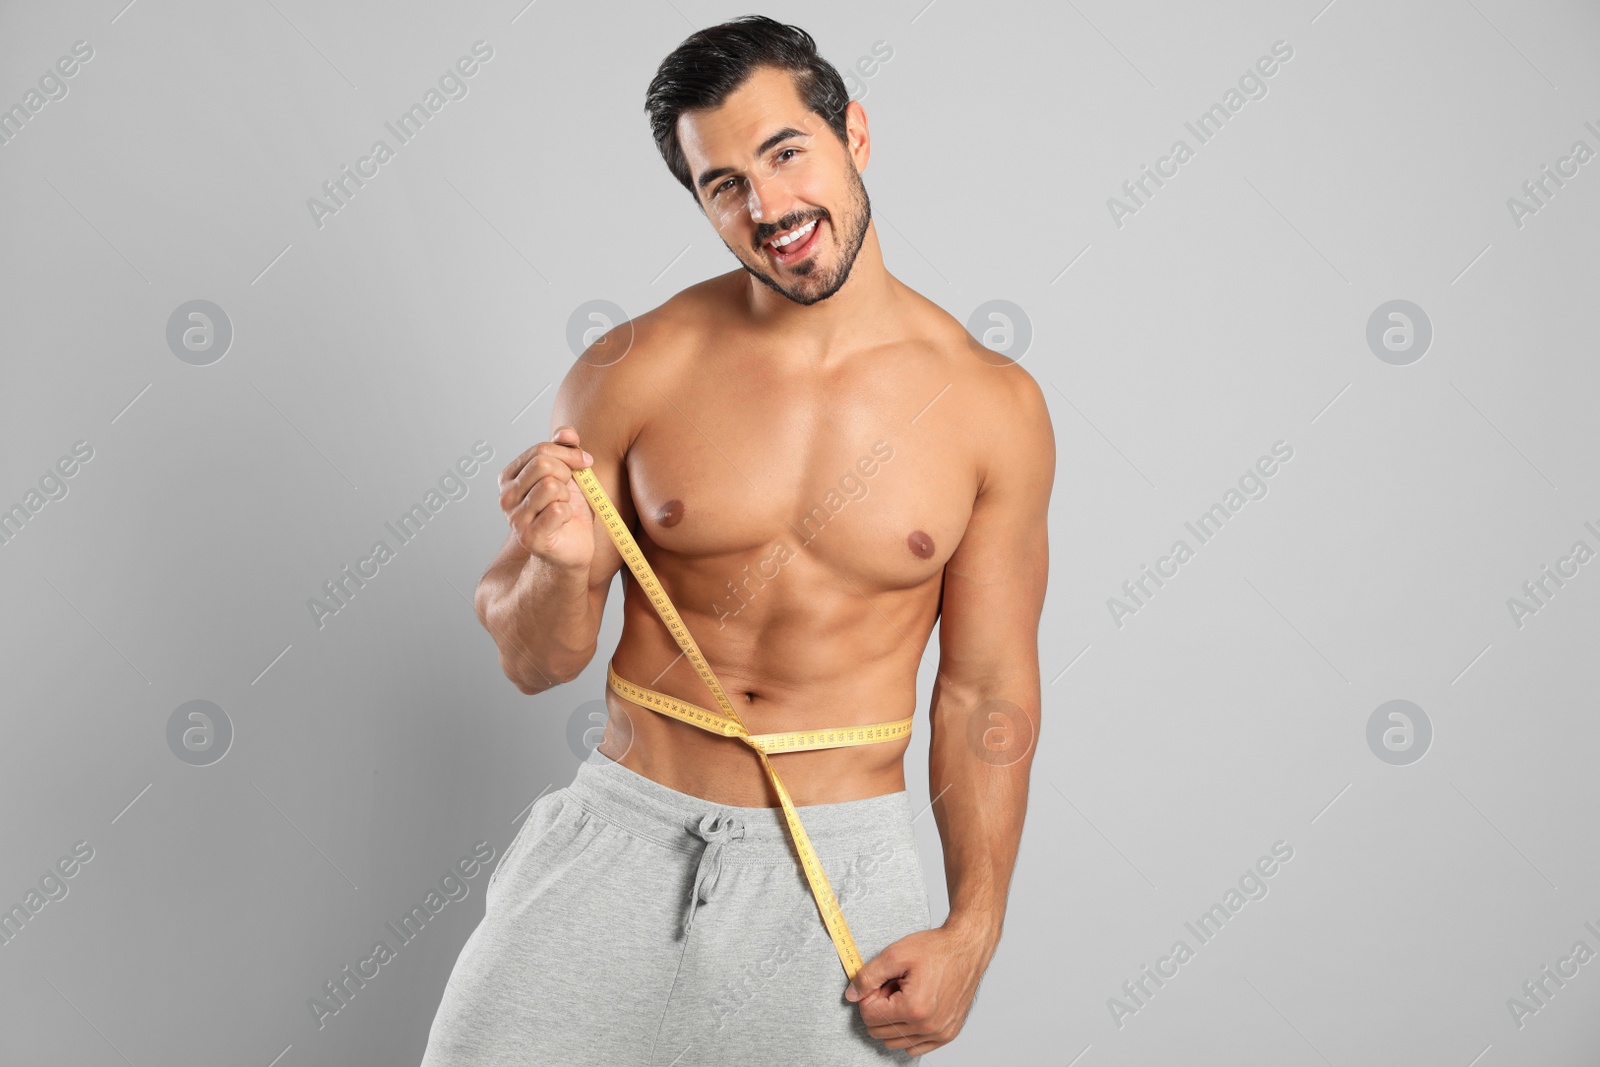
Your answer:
[419,746,934,1066]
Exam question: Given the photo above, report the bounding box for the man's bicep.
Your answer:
[937,377,1055,691]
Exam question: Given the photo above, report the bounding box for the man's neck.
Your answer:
[741,228,899,355]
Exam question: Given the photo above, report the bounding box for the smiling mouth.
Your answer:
[763,217,822,263]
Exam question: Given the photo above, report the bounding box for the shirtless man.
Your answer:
[421,15,1053,1065]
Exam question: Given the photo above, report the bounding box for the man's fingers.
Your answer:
[858,987,917,1028]
[862,995,937,1046]
[499,449,592,517]
[550,426,594,466]
[850,931,967,1055]
[848,945,909,1002]
[501,469,562,520]
[499,434,592,490]
[511,481,566,524]
[865,1017,936,1045]
[864,1018,925,1040]
[854,974,904,1007]
[500,445,587,490]
[858,976,938,1042]
[511,489,588,551]
[880,1034,945,1054]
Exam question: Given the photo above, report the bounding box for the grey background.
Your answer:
[1,0,1596,1063]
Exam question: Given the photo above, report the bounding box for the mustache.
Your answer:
[754,212,825,248]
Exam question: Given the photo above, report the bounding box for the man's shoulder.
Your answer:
[899,288,1048,415]
[563,280,692,379]
[579,273,734,371]
[551,276,733,453]
[893,288,1054,504]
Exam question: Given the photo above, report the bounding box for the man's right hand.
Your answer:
[499,426,596,569]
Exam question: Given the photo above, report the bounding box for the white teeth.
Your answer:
[769,219,817,250]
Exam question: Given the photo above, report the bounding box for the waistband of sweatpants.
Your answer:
[570,747,917,862]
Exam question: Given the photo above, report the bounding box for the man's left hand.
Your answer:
[845,924,991,1055]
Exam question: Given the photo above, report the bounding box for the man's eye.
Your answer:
[710,149,795,199]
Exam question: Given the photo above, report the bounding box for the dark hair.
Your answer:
[644,15,852,199]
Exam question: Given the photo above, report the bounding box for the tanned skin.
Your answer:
[476,65,1054,1056]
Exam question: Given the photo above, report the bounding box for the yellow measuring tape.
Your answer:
[572,465,914,980]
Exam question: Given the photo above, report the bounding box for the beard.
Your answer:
[726,158,873,307]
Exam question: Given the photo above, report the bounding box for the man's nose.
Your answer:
[743,170,792,226]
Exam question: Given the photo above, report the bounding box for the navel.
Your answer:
[907,529,935,559]
[657,499,685,527]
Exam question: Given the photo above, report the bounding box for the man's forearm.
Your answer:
[477,555,597,694]
[928,687,1037,962]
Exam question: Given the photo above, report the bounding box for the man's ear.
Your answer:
[844,100,871,172]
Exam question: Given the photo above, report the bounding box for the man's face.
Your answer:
[677,66,872,307]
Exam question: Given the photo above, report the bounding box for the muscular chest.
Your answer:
[625,359,973,592]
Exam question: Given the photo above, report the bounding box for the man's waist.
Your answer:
[576,746,918,840]
[604,659,915,755]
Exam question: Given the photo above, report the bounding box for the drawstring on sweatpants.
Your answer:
[683,811,745,935]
